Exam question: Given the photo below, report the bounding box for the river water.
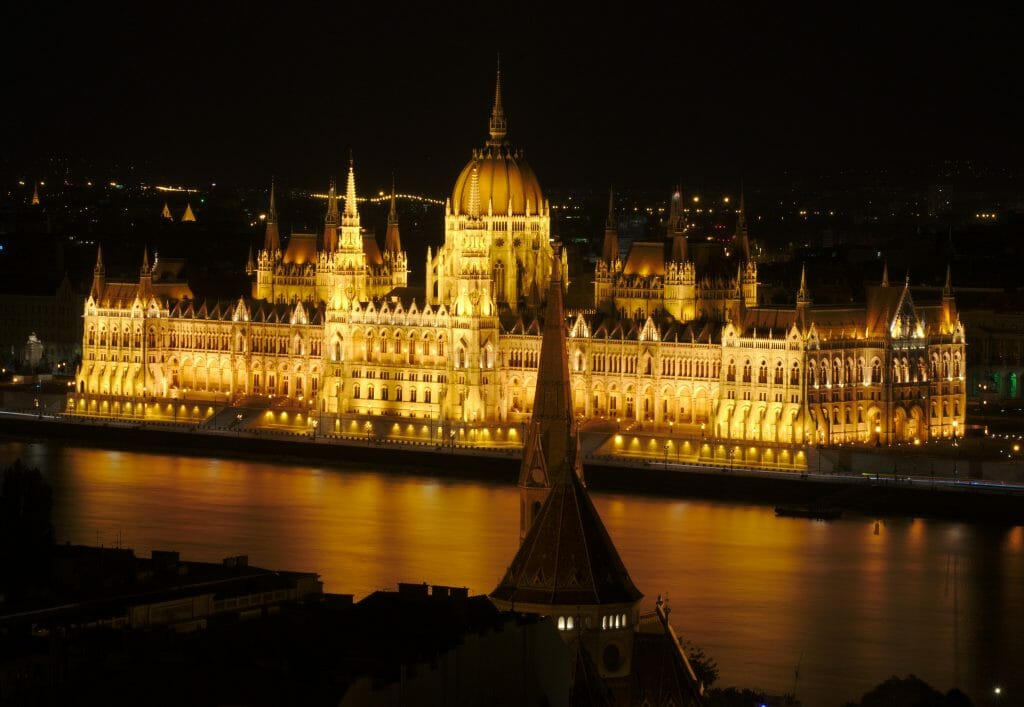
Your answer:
[2,439,1020,706]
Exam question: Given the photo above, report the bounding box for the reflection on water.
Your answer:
[3,440,1021,706]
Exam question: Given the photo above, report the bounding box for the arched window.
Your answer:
[742,360,752,383]
[425,389,432,404]
[333,340,342,362]
[396,387,403,402]
[790,362,800,385]
[410,388,417,402]
[872,359,882,384]
[367,385,375,400]
[557,616,566,631]
[727,359,736,382]
[759,360,768,384]
[566,616,574,630]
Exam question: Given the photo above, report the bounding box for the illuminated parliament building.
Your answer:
[71,69,966,447]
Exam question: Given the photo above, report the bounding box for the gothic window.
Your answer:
[425,389,432,404]
[872,359,882,383]
[774,361,784,385]
[396,387,403,402]
[88,327,95,345]
[832,359,841,385]
[382,386,389,401]
[856,358,865,385]
[148,328,156,347]
[759,361,768,384]
[368,385,375,400]
[410,388,417,402]
[334,340,342,362]
[354,384,360,399]
[742,360,752,383]
[791,362,800,385]
[494,261,506,301]
[727,359,736,382]
[953,353,961,378]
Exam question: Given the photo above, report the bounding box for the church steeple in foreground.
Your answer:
[490,254,643,679]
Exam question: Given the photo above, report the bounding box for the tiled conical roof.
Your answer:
[492,261,641,607]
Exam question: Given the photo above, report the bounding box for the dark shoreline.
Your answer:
[2,416,1022,525]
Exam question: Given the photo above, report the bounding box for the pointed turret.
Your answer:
[942,262,957,333]
[90,245,105,300]
[343,156,358,222]
[181,203,196,222]
[139,247,153,299]
[487,55,508,147]
[601,187,619,265]
[384,178,402,255]
[161,202,172,220]
[734,185,750,261]
[31,182,40,206]
[245,243,256,276]
[323,180,339,252]
[797,263,811,305]
[264,180,281,255]
[881,261,890,287]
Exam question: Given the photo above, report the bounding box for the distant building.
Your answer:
[0,271,80,369]
[70,66,966,446]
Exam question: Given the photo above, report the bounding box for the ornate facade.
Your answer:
[71,68,966,446]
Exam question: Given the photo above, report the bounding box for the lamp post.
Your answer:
[875,424,882,448]
[952,419,959,446]
[664,441,670,468]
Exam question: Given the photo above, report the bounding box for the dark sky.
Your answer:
[2,3,1020,193]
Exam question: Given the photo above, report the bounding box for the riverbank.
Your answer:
[2,413,1022,524]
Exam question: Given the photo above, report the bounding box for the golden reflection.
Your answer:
[2,440,1020,707]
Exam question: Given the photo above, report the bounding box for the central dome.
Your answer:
[452,146,544,217]
[451,67,543,217]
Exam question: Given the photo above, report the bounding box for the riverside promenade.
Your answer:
[2,407,1023,523]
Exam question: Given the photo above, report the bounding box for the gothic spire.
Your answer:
[797,262,811,305]
[321,179,339,252]
[602,187,619,265]
[735,183,750,261]
[90,244,105,300]
[881,261,889,287]
[943,262,953,297]
[487,55,508,146]
[343,155,358,220]
[263,179,281,254]
[384,177,402,255]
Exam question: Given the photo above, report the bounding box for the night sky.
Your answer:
[3,3,1020,192]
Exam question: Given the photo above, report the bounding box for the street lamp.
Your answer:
[700,422,706,440]
[875,424,881,447]
[952,419,959,446]
[664,441,670,468]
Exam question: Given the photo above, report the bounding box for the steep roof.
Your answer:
[490,465,643,607]
[622,241,666,277]
[491,265,642,608]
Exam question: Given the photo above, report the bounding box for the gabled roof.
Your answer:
[363,234,384,267]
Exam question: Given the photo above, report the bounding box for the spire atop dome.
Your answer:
[94,244,104,272]
[31,182,40,206]
[943,262,953,297]
[605,187,616,230]
[487,55,508,146]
